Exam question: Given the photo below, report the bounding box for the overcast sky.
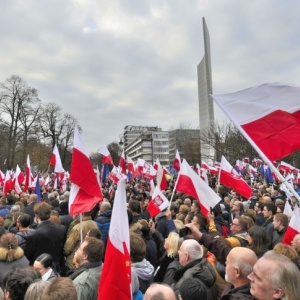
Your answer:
[1,0,299,154]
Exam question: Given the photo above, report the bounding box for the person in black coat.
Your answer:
[24,202,65,272]
[22,194,38,225]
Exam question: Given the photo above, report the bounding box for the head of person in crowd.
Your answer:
[190,200,200,215]
[291,233,300,253]
[164,232,181,258]
[24,280,50,300]
[230,215,251,234]
[263,203,277,220]
[176,213,186,224]
[130,232,147,263]
[273,243,300,267]
[243,209,256,222]
[184,212,194,225]
[183,197,192,208]
[272,213,288,231]
[262,194,272,204]
[179,278,208,300]
[170,203,179,219]
[144,283,176,300]
[128,199,141,215]
[247,225,270,258]
[248,250,300,300]
[231,200,244,216]
[254,201,264,214]
[178,239,203,267]
[16,213,31,230]
[3,267,40,300]
[28,193,38,205]
[225,247,257,288]
[10,205,20,213]
[34,202,52,223]
[192,213,206,231]
[178,204,189,217]
[0,233,25,262]
[85,228,102,240]
[73,237,104,269]
[42,277,77,300]
[33,253,58,280]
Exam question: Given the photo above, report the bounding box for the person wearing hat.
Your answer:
[179,278,208,300]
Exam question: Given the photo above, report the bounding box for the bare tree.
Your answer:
[0,75,40,168]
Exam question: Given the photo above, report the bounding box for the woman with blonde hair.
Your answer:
[0,233,29,287]
[154,232,181,285]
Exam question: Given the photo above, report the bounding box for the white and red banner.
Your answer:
[98,145,114,165]
[219,156,252,199]
[176,159,220,216]
[212,83,300,162]
[24,154,32,192]
[202,161,219,175]
[98,178,131,300]
[147,186,170,217]
[173,149,181,172]
[282,207,300,246]
[69,125,103,215]
[154,158,168,191]
[14,165,24,194]
[50,144,65,173]
[118,150,127,175]
[136,158,157,180]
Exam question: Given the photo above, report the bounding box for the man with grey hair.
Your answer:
[248,251,300,300]
[172,239,217,298]
[221,247,257,299]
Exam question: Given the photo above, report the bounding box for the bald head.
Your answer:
[225,247,257,288]
[292,233,300,251]
[144,283,176,300]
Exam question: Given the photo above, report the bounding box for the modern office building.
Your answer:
[122,126,169,166]
[197,17,215,163]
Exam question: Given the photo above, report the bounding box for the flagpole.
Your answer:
[80,213,83,244]
[168,169,181,207]
[226,119,300,202]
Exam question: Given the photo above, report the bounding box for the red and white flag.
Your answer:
[119,150,127,175]
[127,155,135,174]
[108,166,127,183]
[98,179,131,300]
[3,171,13,195]
[212,83,300,162]
[282,207,300,245]
[136,158,157,180]
[219,156,252,199]
[278,161,298,174]
[154,158,168,191]
[98,145,114,165]
[176,159,220,216]
[69,125,103,215]
[24,154,32,192]
[201,161,219,175]
[0,170,4,186]
[14,165,24,194]
[147,186,170,217]
[173,149,181,172]
[50,144,65,173]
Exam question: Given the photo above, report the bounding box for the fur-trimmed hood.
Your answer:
[0,246,24,261]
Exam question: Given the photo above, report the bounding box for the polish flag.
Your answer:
[69,125,103,215]
[98,179,131,300]
[0,170,4,186]
[119,150,127,175]
[176,159,220,216]
[173,149,181,172]
[219,156,252,199]
[278,161,298,174]
[195,163,209,184]
[212,83,300,162]
[50,144,65,173]
[98,145,114,165]
[108,166,127,183]
[154,158,168,191]
[147,186,170,217]
[44,175,50,187]
[3,171,13,195]
[282,207,300,245]
[136,158,157,180]
[201,161,219,175]
[127,156,135,174]
[297,171,300,184]
[24,155,32,192]
[14,165,24,194]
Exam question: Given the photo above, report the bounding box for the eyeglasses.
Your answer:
[231,223,241,226]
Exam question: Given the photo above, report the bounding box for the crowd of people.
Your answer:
[0,171,300,300]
